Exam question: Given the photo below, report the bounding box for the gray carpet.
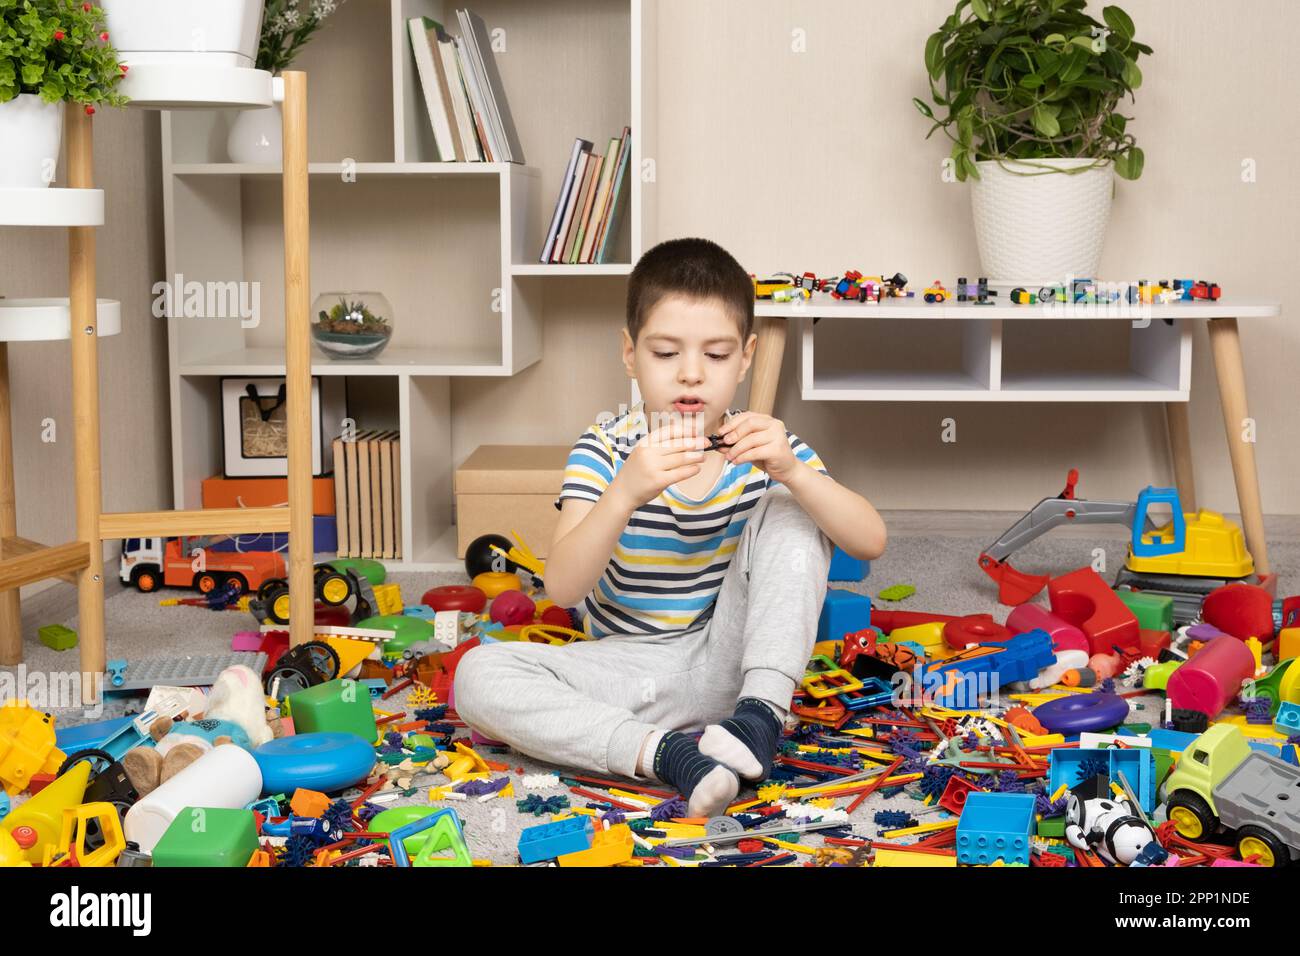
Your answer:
[5,531,1296,866]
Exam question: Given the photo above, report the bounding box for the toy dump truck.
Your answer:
[1162,723,1300,867]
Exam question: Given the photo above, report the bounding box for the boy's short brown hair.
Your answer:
[625,237,754,344]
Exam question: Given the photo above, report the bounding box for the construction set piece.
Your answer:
[102,653,268,691]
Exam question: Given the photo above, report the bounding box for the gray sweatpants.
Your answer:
[452,484,833,779]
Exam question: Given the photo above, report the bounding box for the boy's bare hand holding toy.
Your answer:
[608,418,710,510]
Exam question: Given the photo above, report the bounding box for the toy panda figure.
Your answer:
[1064,774,1159,866]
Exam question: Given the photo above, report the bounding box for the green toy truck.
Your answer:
[1161,723,1300,867]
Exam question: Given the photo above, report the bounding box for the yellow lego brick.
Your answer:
[889,622,946,649]
[372,583,404,616]
[557,824,634,867]
[1278,628,1300,663]
[873,848,957,868]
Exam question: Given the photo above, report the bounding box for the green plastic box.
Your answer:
[152,807,259,867]
[1036,814,1066,839]
[287,678,378,743]
[38,624,78,651]
[1114,590,1174,632]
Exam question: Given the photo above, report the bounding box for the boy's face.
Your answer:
[622,293,757,436]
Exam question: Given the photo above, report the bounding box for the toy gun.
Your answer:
[978,469,1185,605]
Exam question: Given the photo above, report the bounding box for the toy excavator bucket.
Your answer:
[978,554,1050,606]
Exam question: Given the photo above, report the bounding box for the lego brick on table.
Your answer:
[201,474,335,515]
[1047,567,1139,655]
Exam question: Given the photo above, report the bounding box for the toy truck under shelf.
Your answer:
[119,536,286,596]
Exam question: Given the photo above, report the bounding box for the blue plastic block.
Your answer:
[956,792,1035,866]
[1275,701,1300,736]
[518,815,594,864]
[1048,748,1112,795]
[923,630,1056,707]
[828,547,869,582]
[0,790,9,824]
[403,606,437,620]
[360,678,388,700]
[817,589,872,644]
[983,629,1056,685]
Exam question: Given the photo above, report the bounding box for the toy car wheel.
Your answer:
[131,566,160,593]
[257,577,286,604]
[194,572,220,594]
[1166,790,1216,840]
[301,640,341,681]
[265,663,315,700]
[315,570,354,607]
[58,747,116,779]
[264,583,292,625]
[223,573,249,595]
[1235,825,1287,868]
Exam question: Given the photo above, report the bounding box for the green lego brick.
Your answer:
[286,678,378,743]
[152,807,259,867]
[1114,590,1174,632]
[877,584,916,602]
[38,624,77,651]
[1036,814,1066,839]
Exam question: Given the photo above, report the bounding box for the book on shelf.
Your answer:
[407,8,522,164]
[538,127,632,264]
[332,429,402,559]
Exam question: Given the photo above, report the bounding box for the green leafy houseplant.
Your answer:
[0,0,126,113]
[256,0,347,74]
[913,0,1152,181]
[316,297,390,336]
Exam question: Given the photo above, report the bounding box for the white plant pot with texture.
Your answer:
[969,157,1114,285]
[101,0,266,67]
[226,75,284,164]
[0,95,64,188]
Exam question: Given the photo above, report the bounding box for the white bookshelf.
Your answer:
[162,0,656,570]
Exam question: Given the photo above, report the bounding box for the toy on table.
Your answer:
[955,277,996,304]
[751,273,796,300]
[119,535,285,596]
[978,468,1255,622]
[922,280,951,304]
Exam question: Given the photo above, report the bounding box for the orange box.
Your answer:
[201,475,335,515]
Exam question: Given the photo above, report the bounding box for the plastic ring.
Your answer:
[1031,692,1130,734]
[252,732,376,796]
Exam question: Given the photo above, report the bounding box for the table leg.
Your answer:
[1206,317,1270,576]
[747,317,786,416]
[1163,402,1197,513]
[0,343,22,665]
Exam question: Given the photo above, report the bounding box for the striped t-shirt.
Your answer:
[553,402,830,637]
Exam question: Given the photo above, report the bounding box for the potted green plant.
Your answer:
[310,291,393,360]
[0,0,126,188]
[225,0,347,164]
[914,0,1152,282]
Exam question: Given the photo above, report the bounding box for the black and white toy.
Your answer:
[1064,774,1160,866]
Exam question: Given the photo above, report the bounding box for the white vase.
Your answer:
[226,75,285,163]
[969,157,1114,285]
[101,0,266,68]
[0,95,65,188]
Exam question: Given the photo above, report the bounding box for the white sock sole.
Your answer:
[687,764,740,818]
[698,724,764,781]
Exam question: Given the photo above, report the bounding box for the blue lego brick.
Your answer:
[0,790,9,824]
[817,589,872,644]
[828,547,869,582]
[956,792,1036,866]
[205,515,338,555]
[1276,701,1300,736]
[518,816,594,865]
[359,678,388,700]
[403,606,437,620]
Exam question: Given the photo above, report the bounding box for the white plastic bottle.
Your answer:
[124,744,263,854]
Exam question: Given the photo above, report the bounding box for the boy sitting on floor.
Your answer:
[454,238,887,816]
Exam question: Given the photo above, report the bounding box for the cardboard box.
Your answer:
[201,475,336,516]
[454,445,570,559]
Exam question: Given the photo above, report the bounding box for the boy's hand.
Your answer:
[715,412,801,483]
[610,417,709,509]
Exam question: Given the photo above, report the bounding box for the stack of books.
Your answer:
[408,9,524,163]
[540,128,631,264]
[331,430,402,559]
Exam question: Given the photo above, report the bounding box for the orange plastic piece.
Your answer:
[247,849,274,867]
[556,824,634,867]
[290,788,331,818]
[1004,706,1047,736]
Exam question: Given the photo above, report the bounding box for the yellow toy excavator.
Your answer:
[978,469,1254,623]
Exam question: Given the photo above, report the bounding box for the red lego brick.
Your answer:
[1047,567,1139,655]
[1139,628,1171,659]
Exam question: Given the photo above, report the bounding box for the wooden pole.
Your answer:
[67,106,106,700]
[1206,317,1270,576]
[747,317,786,415]
[1163,402,1197,513]
[0,343,21,664]
[282,71,314,645]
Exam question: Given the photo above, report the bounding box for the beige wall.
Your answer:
[456,0,1300,515]
[0,109,171,592]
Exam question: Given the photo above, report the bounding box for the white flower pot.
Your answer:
[226,75,284,163]
[101,0,266,68]
[0,95,64,188]
[969,158,1114,284]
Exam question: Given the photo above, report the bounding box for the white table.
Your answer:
[745,296,1282,578]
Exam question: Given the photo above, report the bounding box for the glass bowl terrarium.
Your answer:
[310,292,394,360]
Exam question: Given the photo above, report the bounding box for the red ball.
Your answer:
[540,604,575,629]
[490,589,535,627]
[423,584,487,613]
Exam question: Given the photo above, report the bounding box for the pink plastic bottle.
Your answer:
[1166,635,1256,717]
[1006,604,1090,654]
